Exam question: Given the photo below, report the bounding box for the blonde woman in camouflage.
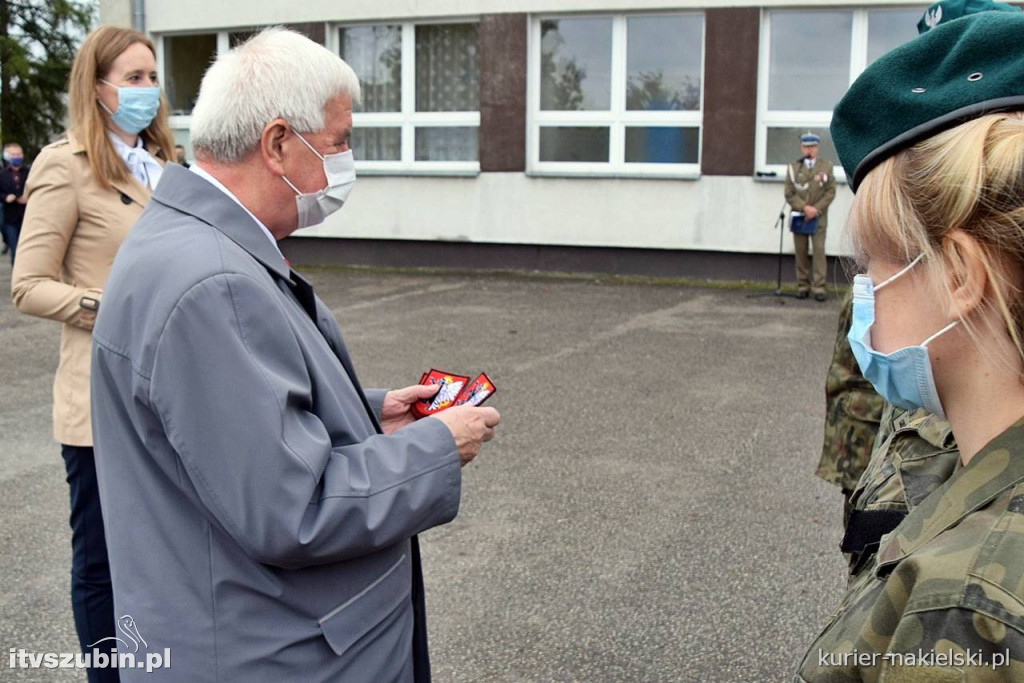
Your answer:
[797,8,1024,680]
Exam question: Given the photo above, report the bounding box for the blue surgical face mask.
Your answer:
[99,80,161,135]
[848,254,958,419]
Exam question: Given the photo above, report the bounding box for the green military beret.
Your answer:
[918,0,1020,34]
[831,12,1024,192]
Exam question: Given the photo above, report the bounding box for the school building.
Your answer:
[99,0,925,280]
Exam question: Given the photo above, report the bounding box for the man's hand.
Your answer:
[4,194,14,203]
[430,406,501,467]
[803,204,819,220]
[379,384,441,435]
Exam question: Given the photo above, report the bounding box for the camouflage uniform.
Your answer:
[796,419,1024,681]
[817,292,885,498]
[842,404,959,578]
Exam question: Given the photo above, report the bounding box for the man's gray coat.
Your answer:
[90,164,461,681]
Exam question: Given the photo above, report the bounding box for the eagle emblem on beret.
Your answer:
[924,5,943,29]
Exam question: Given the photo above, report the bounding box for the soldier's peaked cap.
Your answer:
[831,11,1024,192]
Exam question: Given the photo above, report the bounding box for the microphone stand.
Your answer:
[749,200,800,301]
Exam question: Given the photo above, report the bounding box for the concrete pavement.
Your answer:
[0,258,848,681]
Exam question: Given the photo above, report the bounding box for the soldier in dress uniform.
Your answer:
[784,132,836,301]
[797,9,1024,680]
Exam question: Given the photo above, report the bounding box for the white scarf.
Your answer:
[108,132,163,190]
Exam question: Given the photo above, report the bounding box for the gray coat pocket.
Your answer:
[319,554,410,657]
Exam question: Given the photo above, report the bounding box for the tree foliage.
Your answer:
[626,70,700,112]
[539,20,586,111]
[0,0,94,159]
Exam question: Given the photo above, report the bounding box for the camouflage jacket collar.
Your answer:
[891,409,956,450]
[875,418,1024,573]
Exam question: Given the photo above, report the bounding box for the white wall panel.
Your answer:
[300,174,855,256]
[100,0,132,27]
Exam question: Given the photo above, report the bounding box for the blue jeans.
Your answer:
[2,221,19,264]
[60,445,120,683]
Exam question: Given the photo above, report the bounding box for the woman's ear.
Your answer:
[942,229,988,320]
[259,118,289,176]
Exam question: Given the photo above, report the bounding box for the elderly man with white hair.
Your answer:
[90,28,500,682]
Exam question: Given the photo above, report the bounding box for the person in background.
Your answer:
[174,143,190,167]
[817,291,885,523]
[0,142,30,264]
[10,25,173,683]
[785,132,836,301]
[0,155,6,256]
[797,11,1024,680]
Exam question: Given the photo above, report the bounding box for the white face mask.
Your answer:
[281,131,356,229]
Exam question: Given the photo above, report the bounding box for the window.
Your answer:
[163,33,218,116]
[158,24,478,173]
[339,22,480,173]
[529,13,704,177]
[757,7,924,178]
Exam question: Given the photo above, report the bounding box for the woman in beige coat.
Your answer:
[11,25,173,682]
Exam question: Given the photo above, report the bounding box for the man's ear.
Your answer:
[260,118,289,176]
[942,229,988,321]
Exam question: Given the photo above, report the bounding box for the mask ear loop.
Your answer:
[874,252,957,347]
[292,130,326,162]
[921,320,959,347]
[281,130,327,196]
[97,80,118,113]
[874,253,925,292]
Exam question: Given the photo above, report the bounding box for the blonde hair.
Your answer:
[850,112,1024,367]
[67,25,175,191]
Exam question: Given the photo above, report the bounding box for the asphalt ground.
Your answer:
[0,257,849,682]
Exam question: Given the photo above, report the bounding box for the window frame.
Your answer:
[527,11,706,179]
[755,6,925,182]
[157,30,227,130]
[158,22,481,175]
[331,18,481,176]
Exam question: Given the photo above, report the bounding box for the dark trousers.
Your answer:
[60,445,120,683]
[2,221,19,264]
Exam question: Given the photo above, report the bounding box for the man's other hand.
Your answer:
[430,406,501,466]
[803,205,819,219]
[380,384,440,434]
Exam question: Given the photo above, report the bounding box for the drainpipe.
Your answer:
[132,0,145,32]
